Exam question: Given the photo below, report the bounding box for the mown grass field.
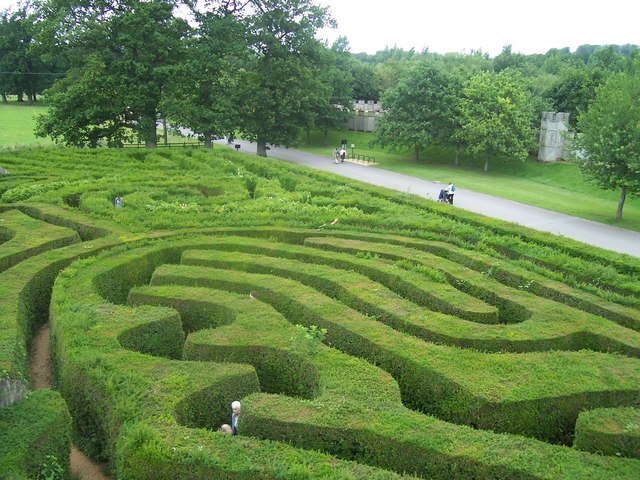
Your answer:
[1,145,639,479]
[0,101,53,148]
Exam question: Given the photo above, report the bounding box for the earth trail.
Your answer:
[30,323,110,480]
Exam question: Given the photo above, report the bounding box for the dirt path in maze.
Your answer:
[30,323,111,480]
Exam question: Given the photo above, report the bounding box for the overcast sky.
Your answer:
[317,0,640,56]
[1,0,638,57]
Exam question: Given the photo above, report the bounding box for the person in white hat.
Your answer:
[231,401,241,435]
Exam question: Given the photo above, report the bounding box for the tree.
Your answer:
[540,48,575,76]
[350,61,381,101]
[35,0,188,147]
[237,0,333,156]
[587,45,627,72]
[303,37,353,145]
[0,6,56,103]
[574,71,640,220]
[35,54,127,147]
[162,6,247,148]
[374,61,460,161]
[493,45,528,73]
[0,10,22,101]
[458,69,537,172]
[546,66,606,129]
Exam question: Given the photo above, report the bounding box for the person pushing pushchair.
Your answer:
[438,182,456,204]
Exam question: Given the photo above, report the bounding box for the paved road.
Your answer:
[221,140,640,258]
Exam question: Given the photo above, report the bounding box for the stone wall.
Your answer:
[0,378,28,408]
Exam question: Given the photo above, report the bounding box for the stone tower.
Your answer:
[538,112,570,162]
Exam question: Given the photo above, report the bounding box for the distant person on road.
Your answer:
[437,182,455,204]
[446,182,456,204]
[339,147,346,163]
[333,148,339,164]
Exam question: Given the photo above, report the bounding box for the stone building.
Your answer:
[347,100,382,132]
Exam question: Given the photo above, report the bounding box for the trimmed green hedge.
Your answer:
[163,264,640,444]
[0,233,123,383]
[303,236,640,352]
[0,388,71,479]
[3,227,640,478]
[10,204,111,241]
[49,237,409,478]
[116,422,414,479]
[0,208,80,274]
[174,234,640,357]
[574,407,640,459]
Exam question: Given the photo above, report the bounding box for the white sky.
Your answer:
[1,0,638,57]
[317,0,640,56]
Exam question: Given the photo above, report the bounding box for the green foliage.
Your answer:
[459,69,538,171]
[312,39,354,136]
[162,10,246,148]
[2,179,88,202]
[37,454,65,480]
[0,389,71,480]
[574,407,640,459]
[235,0,334,155]
[546,66,606,129]
[375,61,462,160]
[279,175,298,192]
[117,306,185,360]
[574,70,640,220]
[0,7,61,103]
[34,1,188,147]
[244,175,258,199]
[291,324,327,355]
[395,259,448,283]
[34,55,130,148]
[0,208,80,273]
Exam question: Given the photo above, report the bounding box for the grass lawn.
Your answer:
[0,100,198,148]
[0,100,53,147]
[296,129,640,232]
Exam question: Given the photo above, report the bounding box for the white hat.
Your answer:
[231,401,241,409]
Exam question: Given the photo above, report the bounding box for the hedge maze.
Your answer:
[1,148,639,479]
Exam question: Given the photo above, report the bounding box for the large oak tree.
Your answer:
[162,5,247,148]
[236,0,333,156]
[35,0,189,147]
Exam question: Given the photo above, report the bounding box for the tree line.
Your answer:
[1,0,352,153]
[1,0,638,218]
